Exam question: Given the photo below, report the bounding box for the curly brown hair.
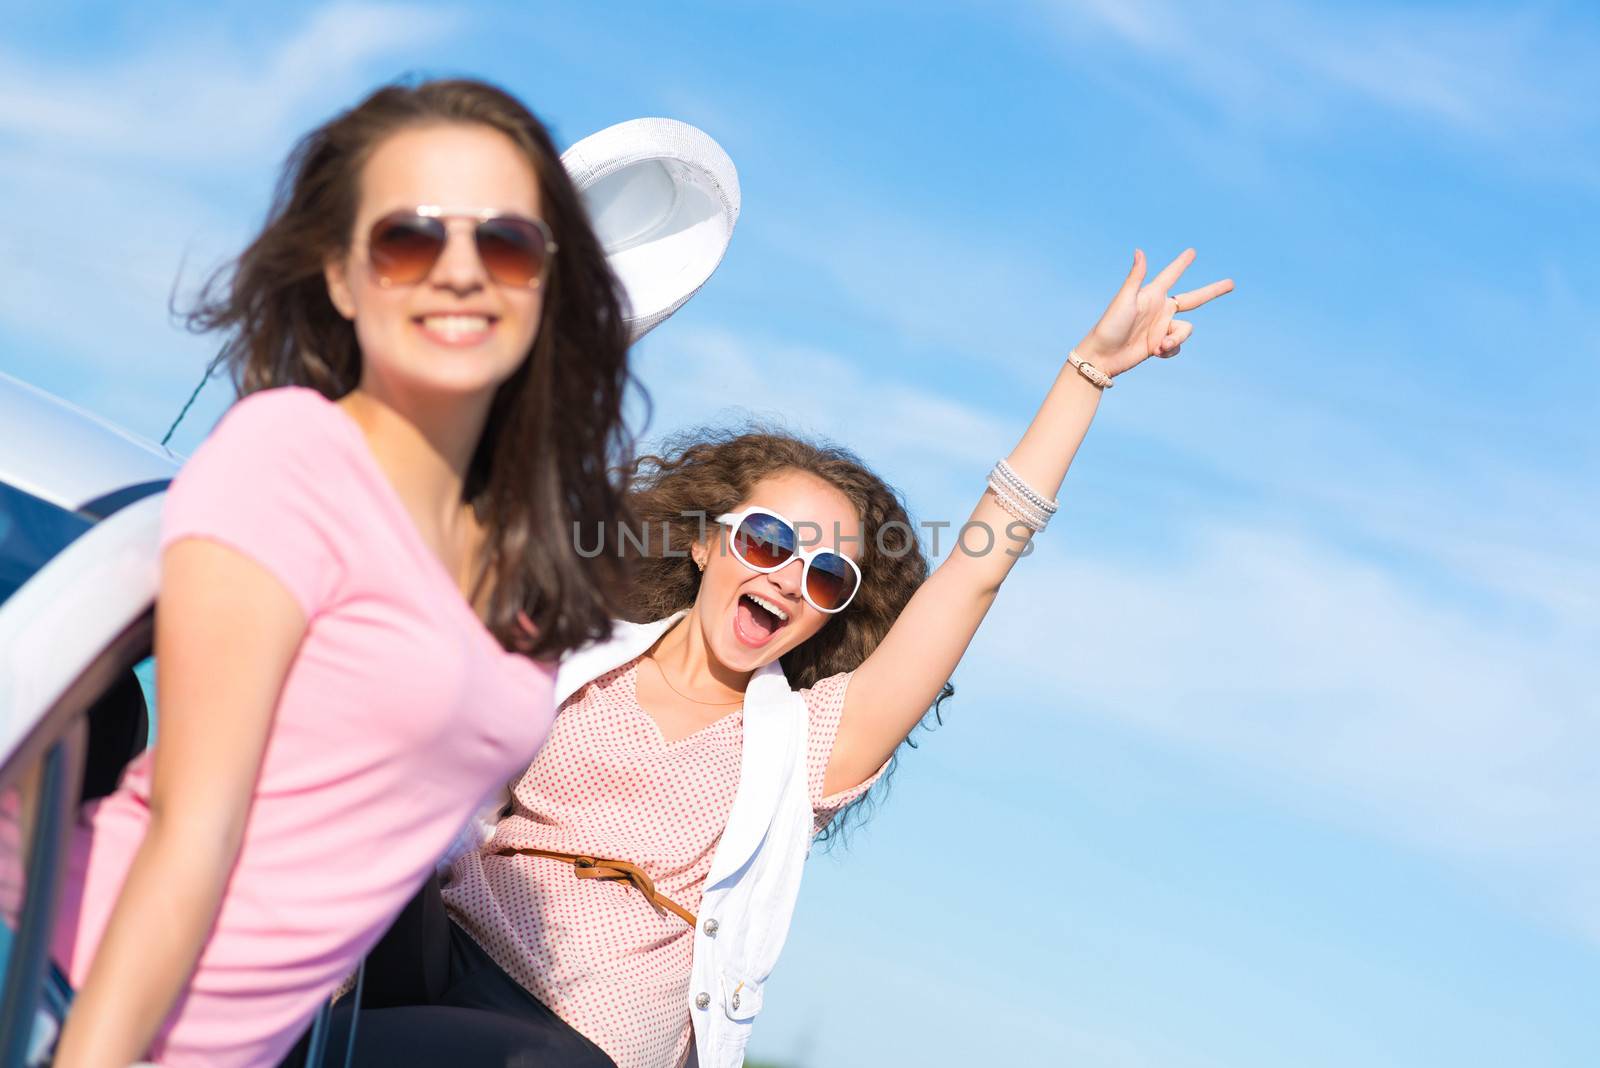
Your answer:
[620,425,953,838]
[182,76,635,660]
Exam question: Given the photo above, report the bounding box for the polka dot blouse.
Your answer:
[441,654,884,1068]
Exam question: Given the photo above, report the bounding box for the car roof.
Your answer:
[0,370,180,512]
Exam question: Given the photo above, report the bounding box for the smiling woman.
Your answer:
[186,84,635,655]
[44,78,637,1068]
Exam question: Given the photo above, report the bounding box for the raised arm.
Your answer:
[824,248,1235,794]
[53,541,304,1068]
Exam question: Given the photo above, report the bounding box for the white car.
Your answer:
[0,371,175,1066]
[0,117,739,1068]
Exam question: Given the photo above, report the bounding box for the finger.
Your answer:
[1157,342,1183,359]
[1147,291,1180,349]
[1170,277,1235,313]
[1151,319,1192,358]
[1162,320,1194,348]
[1111,248,1148,308]
[1146,247,1196,296]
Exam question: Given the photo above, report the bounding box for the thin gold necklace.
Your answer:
[648,656,743,706]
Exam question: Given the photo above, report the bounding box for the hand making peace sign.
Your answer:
[1074,248,1236,379]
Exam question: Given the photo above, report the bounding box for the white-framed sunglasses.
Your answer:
[714,507,863,614]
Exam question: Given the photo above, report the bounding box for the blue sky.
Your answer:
[3,2,1597,1065]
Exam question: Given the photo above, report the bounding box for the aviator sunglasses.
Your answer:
[365,205,558,288]
[715,507,863,614]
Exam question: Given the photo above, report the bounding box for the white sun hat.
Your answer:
[561,118,741,341]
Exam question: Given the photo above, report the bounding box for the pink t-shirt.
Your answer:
[443,656,884,1068]
[49,386,556,1067]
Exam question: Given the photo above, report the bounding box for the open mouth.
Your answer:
[733,591,790,647]
[413,313,499,346]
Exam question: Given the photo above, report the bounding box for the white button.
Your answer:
[703,918,719,937]
[695,992,710,1010]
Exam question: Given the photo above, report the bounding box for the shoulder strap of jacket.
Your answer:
[553,611,687,706]
[705,661,808,888]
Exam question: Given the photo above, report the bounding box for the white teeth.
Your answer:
[419,315,491,337]
[746,593,789,622]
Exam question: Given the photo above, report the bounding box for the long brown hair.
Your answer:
[621,425,954,837]
[184,77,634,659]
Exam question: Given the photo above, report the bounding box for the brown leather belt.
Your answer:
[497,846,697,929]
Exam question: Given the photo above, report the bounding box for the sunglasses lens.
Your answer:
[476,217,550,287]
[806,553,858,612]
[732,513,794,570]
[369,214,445,285]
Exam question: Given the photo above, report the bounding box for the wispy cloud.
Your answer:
[0,3,461,164]
[979,509,1600,941]
[634,322,1017,475]
[0,3,463,447]
[757,210,1084,374]
[1039,0,1600,142]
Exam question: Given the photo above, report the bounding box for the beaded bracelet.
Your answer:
[986,477,1050,532]
[995,458,1059,516]
[986,463,1057,532]
[989,480,1051,531]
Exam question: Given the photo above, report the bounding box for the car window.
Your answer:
[0,750,73,1066]
[0,482,91,610]
[134,656,157,743]
[0,769,37,969]
[1,654,151,1065]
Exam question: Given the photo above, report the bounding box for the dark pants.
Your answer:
[279,876,616,1068]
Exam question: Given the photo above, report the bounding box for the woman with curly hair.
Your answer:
[46,77,635,1068]
[315,248,1234,1068]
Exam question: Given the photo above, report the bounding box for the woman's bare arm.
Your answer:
[53,539,306,1068]
[825,248,1235,794]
